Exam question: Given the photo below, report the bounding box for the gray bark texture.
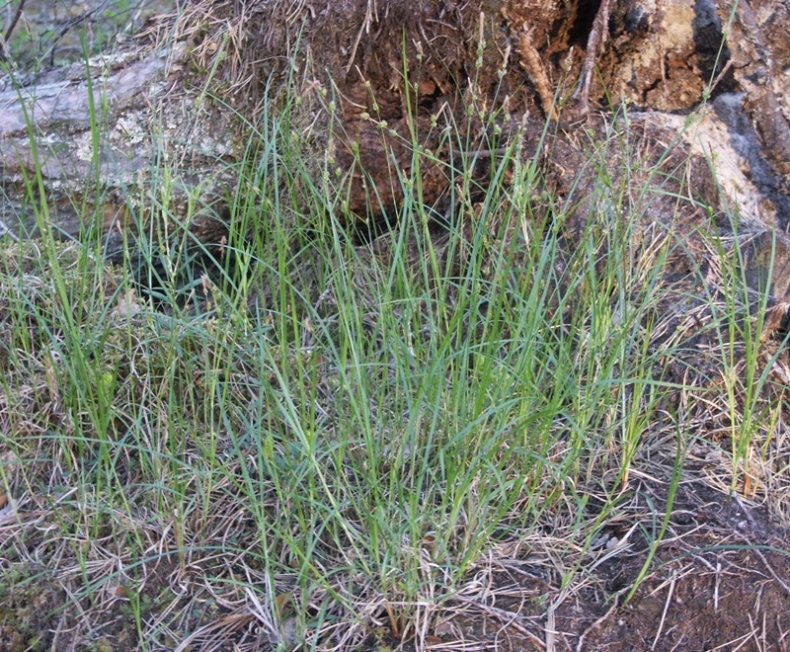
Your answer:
[0,41,235,252]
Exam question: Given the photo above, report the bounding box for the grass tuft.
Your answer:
[1,57,788,651]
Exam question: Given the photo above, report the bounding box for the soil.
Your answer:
[3,476,785,651]
[438,481,790,651]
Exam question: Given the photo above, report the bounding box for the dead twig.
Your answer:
[651,576,676,650]
[453,595,546,649]
[1,0,25,62]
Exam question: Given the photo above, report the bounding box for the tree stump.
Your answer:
[0,0,788,254]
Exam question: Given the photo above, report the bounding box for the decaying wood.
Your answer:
[0,41,236,252]
[0,0,788,265]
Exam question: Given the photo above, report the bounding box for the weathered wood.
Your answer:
[0,41,236,251]
[0,0,788,257]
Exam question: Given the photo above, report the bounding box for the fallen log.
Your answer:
[0,0,787,258]
[0,37,236,253]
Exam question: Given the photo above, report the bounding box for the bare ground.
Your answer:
[2,457,788,651]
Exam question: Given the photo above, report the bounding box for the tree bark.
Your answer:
[0,41,235,253]
[0,0,788,250]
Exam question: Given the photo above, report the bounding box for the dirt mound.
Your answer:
[441,483,790,651]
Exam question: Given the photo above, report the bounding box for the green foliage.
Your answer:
[0,42,784,650]
[2,0,168,70]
